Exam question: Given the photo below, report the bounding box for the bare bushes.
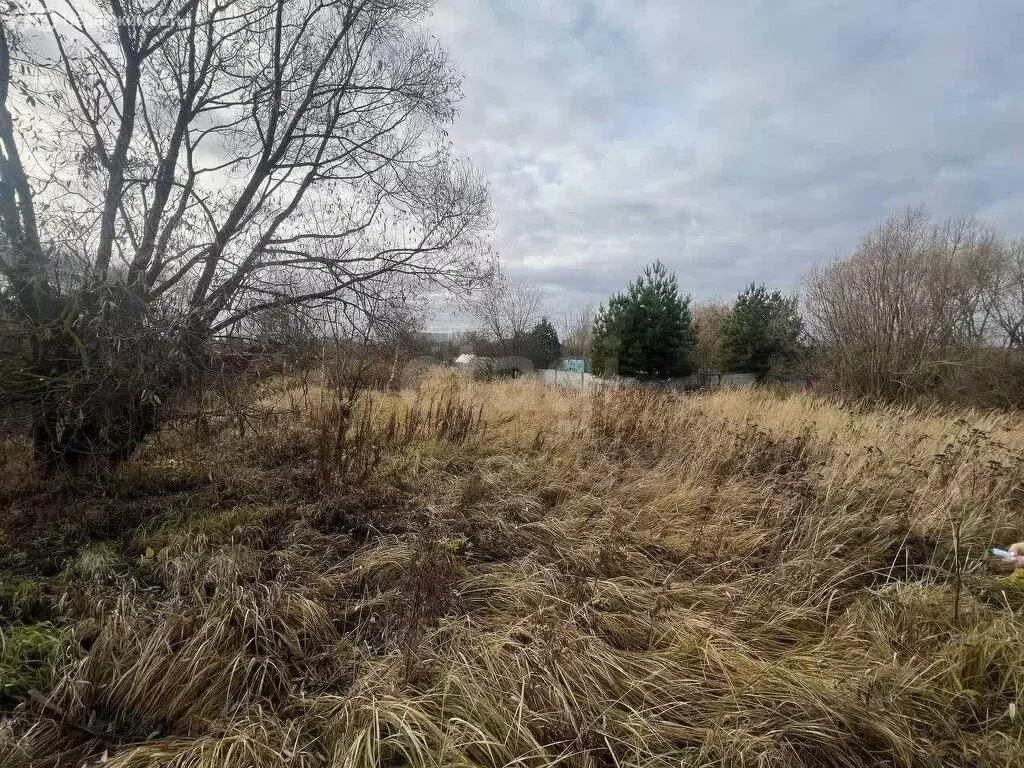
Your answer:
[315,397,385,493]
[315,379,486,494]
[804,208,1024,404]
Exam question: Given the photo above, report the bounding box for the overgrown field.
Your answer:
[2,373,1024,767]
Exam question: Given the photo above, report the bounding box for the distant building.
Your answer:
[454,353,492,373]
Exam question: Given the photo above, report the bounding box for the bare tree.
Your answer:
[465,271,543,356]
[559,304,592,360]
[804,207,1003,399]
[0,1,491,472]
[691,301,730,374]
[1,6,48,316]
[988,239,1024,350]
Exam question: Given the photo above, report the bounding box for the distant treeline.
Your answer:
[454,207,1024,408]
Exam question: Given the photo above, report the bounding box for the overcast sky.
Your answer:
[427,0,1024,323]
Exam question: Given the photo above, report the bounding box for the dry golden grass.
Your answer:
[2,371,1024,767]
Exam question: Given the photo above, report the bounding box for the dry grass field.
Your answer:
[2,372,1024,767]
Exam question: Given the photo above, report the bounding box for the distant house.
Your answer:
[454,353,492,373]
[454,353,531,378]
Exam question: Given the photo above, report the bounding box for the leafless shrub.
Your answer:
[315,396,382,494]
[559,305,594,360]
[805,207,1007,401]
[691,301,731,374]
[315,378,486,494]
[465,270,544,357]
[988,238,1024,350]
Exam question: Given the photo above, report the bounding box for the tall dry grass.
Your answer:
[2,372,1024,767]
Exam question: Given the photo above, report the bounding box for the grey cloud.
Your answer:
[428,0,1024,319]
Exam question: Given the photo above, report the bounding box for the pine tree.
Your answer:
[718,283,802,379]
[589,261,694,378]
[524,317,562,369]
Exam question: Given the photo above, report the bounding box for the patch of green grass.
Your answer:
[114,456,209,496]
[137,505,282,550]
[0,578,56,623]
[1005,568,1024,590]
[62,541,123,581]
[0,623,63,698]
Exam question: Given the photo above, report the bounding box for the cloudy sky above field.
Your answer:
[427,0,1024,321]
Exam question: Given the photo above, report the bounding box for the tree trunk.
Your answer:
[30,396,162,476]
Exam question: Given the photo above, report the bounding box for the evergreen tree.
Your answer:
[718,283,803,379]
[589,261,694,378]
[525,317,562,369]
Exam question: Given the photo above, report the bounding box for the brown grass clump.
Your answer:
[2,371,1024,767]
